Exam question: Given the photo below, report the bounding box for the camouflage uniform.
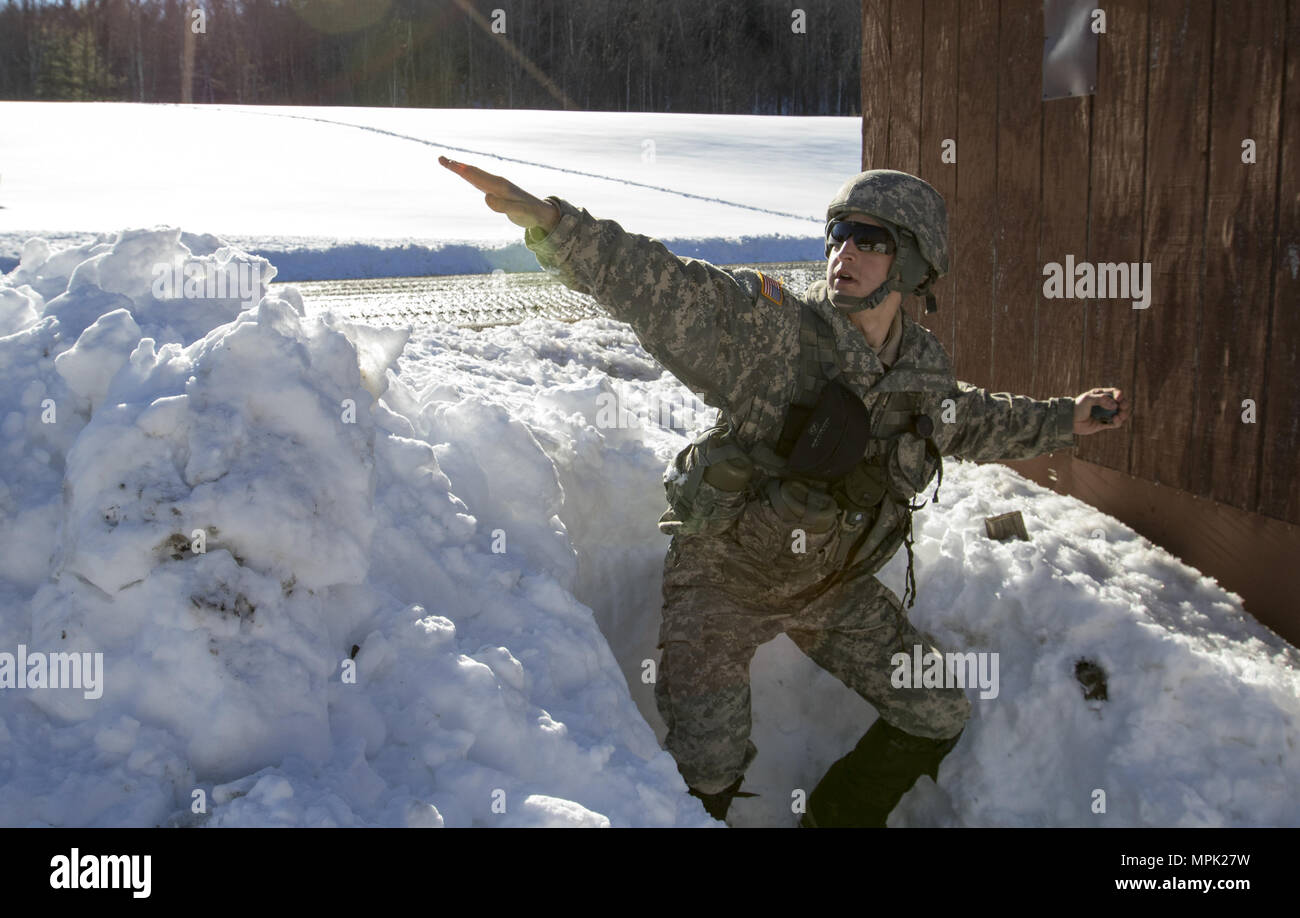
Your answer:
[525,199,1076,796]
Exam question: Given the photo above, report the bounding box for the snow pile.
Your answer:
[2,229,1298,828]
[0,229,706,827]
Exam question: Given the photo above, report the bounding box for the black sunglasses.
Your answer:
[827,220,897,255]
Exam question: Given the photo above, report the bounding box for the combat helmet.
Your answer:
[824,169,948,314]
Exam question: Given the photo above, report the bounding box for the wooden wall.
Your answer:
[861,0,1300,527]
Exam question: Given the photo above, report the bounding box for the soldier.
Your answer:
[440,155,1129,827]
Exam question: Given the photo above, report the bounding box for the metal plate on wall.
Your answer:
[1043,0,1098,100]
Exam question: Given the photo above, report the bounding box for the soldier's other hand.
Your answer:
[438,156,561,232]
[1073,387,1129,435]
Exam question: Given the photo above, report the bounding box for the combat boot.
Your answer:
[803,719,963,827]
[688,775,756,822]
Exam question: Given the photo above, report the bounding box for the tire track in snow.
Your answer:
[210,106,823,224]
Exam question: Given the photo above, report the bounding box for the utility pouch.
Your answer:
[658,426,754,537]
[764,478,840,534]
[832,454,889,511]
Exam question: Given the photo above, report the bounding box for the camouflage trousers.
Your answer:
[654,515,972,796]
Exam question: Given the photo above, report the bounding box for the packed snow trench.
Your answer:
[1,228,1297,829]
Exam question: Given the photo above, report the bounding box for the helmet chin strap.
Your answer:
[829,272,901,314]
[829,282,891,313]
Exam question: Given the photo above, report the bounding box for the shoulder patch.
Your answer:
[757,271,785,306]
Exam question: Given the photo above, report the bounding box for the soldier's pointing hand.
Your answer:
[439,155,561,233]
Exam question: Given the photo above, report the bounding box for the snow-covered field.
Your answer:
[0,102,841,277]
[0,105,1297,828]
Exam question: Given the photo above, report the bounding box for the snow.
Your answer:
[0,104,1297,828]
[0,228,706,826]
[0,103,847,277]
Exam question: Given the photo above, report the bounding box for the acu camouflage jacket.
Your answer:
[525,197,1077,580]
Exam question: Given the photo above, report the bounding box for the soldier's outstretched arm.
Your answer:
[439,156,788,414]
[934,382,1075,461]
[933,383,1128,462]
[439,155,562,231]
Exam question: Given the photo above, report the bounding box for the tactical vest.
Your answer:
[659,274,944,607]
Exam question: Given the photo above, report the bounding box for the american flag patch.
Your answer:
[758,272,784,305]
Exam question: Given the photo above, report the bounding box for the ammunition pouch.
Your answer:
[658,425,754,537]
[830,457,889,512]
[764,478,840,533]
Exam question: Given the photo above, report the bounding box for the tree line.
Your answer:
[0,0,862,115]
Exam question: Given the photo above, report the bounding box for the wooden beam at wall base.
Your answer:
[1001,453,1300,648]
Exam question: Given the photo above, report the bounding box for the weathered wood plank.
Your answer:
[887,0,923,173]
[1130,0,1212,491]
[992,0,1043,396]
[1076,0,1147,473]
[1193,0,1283,510]
[951,0,1000,383]
[861,0,892,169]
[918,0,959,350]
[1259,0,1300,523]
[1038,93,1091,405]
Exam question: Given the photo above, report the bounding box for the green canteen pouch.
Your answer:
[764,478,840,534]
[658,427,753,537]
[835,454,889,510]
[731,480,842,571]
